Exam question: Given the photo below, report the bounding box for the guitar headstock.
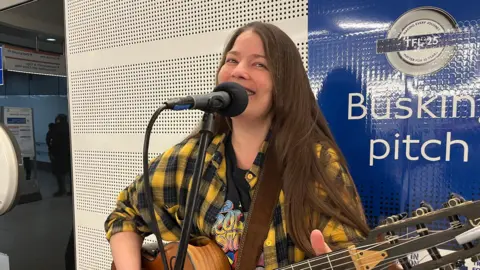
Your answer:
[351,193,480,270]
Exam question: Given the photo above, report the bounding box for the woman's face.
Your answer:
[217,30,273,121]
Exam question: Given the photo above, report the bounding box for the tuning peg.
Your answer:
[449,192,466,202]
[397,212,408,220]
[414,201,434,216]
[380,211,413,270]
[444,193,466,207]
[383,212,408,224]
[420,201,434,211]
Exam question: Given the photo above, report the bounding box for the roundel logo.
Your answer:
[376,7,458,76]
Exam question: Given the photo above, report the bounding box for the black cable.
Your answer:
[143,104,170,270]
[173,112,215,270]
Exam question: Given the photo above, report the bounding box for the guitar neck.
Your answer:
[276,249,356,270]
[276,199,480,270]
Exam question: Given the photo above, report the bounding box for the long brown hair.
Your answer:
[201,22,369,256]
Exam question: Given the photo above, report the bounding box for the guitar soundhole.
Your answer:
[189,236,210,246]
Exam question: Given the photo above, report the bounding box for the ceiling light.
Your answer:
[46,38,56,42]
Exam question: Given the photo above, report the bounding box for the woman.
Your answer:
[105,21,370,270]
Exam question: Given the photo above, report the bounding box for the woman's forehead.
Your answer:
[230,31,265,55]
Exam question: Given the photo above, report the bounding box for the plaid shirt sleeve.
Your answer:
[316,142,368,251]
[104,140,193,242]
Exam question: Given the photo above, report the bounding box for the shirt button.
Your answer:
[265,240,273,246]
[247,173,254,180]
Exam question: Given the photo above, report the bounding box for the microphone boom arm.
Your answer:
[174,111,216,270]
[142,105,217,270]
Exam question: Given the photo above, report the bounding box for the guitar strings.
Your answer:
[307,235,424,270]
[345,225,460,270]
[350,223,461,269]
[278,236,400,269]
[352,236,454,270]
[280,230,416,270]
[359,228,421,251]
[373,237,457,270]
[280,228,420,270]
[294,227,454,270]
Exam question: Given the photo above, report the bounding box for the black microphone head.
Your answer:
[213,82,248,117]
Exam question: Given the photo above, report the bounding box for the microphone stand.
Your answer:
[174,111,215,270]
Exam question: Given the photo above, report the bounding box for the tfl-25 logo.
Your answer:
[377,7,459,76]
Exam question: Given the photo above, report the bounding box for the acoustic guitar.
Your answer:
[112,194,480,270]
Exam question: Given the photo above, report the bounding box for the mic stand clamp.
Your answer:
[173,111,216,270]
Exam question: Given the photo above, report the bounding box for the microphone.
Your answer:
[164,82,249,117]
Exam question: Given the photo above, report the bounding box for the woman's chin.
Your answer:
[231,110,272,124]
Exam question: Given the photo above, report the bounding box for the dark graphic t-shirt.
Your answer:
[211,135,265,269]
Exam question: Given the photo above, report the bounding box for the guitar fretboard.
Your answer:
[276,250,355,270]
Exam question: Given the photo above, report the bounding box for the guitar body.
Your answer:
[111,236,231,270]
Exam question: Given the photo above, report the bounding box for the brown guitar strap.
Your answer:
[235,146,283,270]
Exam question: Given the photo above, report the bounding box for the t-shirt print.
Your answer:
[212,199,265,269]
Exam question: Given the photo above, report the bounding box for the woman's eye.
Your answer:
[226,58,238,63]
[255,63,267,69]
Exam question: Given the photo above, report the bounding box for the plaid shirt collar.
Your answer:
[207,128,272,185]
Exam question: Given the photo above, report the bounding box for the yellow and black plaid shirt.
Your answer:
[105,131,365,269]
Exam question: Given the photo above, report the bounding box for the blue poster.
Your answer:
[309,1,480,228]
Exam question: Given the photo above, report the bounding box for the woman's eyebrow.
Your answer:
[228,50,266,59]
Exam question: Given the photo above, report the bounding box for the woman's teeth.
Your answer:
[246,90,255,96]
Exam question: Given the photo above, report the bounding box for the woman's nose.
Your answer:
[231,63,250,80]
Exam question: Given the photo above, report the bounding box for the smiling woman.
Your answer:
[105,21,369,270]
[218,30,274,136]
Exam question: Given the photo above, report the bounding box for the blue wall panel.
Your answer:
[0,71,67,96]
[29,74,60,95]
[309,0,480,228]
[58,77,68,95]
[5,72,30,95]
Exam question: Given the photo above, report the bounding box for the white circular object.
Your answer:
[386,6,458,76]
[0,124,23,216]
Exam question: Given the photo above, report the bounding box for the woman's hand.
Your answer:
[310,229,332,256]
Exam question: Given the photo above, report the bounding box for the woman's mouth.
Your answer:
[246,89,255,96]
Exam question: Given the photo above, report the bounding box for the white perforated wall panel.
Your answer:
[64,0,308,269]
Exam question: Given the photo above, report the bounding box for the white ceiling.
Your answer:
[0,0,64,53]
[9,0,64,27]
[0,0,65,38]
